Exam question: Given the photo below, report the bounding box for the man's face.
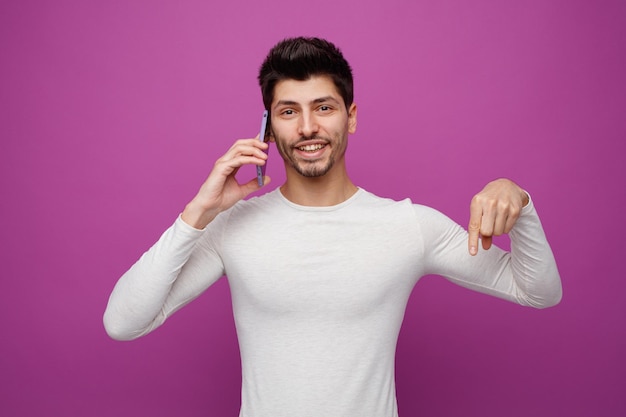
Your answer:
[269,76,357,178]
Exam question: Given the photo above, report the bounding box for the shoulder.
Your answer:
[356,188,413,209]
[357,189,441,218]
[359,189,465,235]
[224,188,285,217]
[205,189,282,230]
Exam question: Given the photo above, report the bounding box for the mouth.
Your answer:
[297,143,326,152]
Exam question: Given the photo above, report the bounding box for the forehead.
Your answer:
[272,75,343,107]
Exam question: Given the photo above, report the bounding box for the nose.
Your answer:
[298,111,319,138]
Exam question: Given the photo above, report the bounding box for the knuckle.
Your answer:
[480,221,493,233]
[471,194,482,205]
[468,220,481,231]
[481,228,493,236]
[497,200,510,211]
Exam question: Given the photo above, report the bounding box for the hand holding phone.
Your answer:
[256,110,269,186]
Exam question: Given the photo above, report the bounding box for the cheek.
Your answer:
[270,132,291,159]
[270,124,290,144]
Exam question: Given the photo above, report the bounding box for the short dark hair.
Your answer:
[258,37,354,111]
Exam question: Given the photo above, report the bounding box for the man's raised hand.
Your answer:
[181,138,270,229]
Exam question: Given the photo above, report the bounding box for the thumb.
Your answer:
[241,175,272,197]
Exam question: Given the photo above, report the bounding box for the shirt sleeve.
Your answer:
[103,214,227,340]
[416,197,562,308]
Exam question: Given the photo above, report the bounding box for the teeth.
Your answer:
[298,144,324,152]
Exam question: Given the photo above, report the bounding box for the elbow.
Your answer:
[549,284,563,307]
[103,310,138,341]
[522,263,563,309]
[525,283,563,309]
[542,285,563,308]
[541,271,564,308]
[533,293,562,309]
[102,305,159,341]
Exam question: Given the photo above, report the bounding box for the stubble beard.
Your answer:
[274,134,345,178]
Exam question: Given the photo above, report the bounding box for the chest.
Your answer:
[220,209,424,316]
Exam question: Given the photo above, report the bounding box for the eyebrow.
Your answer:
[274,96,341,109]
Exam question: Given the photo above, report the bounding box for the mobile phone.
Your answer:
[256,110,269,186]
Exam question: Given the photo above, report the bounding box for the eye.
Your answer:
[318,105,333,113]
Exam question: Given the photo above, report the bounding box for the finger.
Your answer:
[221,140,269,164]
[230,144,269,161]
[224,138,268,158]
[250,135,269,148]
[504,214,517,234]
[493,208,508,236]
[468,199,483,256]
[504,205,521,234]
[213,154,264,184]
[479,214,496,251]
[478,201,496,238]
[481,235,493,251]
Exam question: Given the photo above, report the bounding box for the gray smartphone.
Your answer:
[256,110,269,186]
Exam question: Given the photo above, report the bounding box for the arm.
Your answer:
[103,217,223,340]
[420,181,562,308]
[103,138,271,340]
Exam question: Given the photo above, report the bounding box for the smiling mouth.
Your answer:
[297,144,326,152]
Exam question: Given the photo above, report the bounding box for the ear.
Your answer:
[348,103,357,134]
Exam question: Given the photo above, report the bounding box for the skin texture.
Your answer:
[181,75,528,255]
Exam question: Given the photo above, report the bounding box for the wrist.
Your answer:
[181,201,220,230]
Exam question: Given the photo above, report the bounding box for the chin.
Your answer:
[294,161,334,178]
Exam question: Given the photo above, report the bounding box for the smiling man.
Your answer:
[104,37,562,417]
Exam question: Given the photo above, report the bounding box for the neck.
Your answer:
[280,166,358,207]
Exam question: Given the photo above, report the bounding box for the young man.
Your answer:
[104,37,562,417]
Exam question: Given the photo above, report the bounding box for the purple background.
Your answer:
[1,0,624,416]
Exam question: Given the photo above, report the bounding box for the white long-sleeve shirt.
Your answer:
[104,188,562,417]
